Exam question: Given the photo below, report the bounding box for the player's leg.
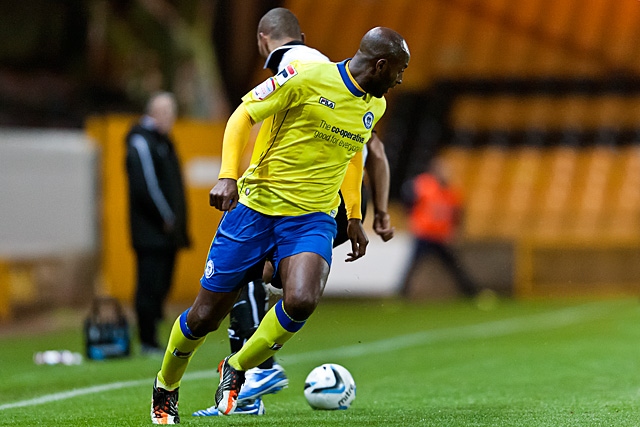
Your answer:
[229,261,288,402]
[230,251,329,370]
[228,261,270,363]
[152,288,240,424]
[231,276,289,402]
[193,259,287,417]
[152,205,273,424]
[216,253,329,415]
[216,212,335,415]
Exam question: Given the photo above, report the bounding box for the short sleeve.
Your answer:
[242,61,306,124]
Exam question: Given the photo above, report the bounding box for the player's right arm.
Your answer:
[340,150,368,261]
[209,104,255,212]
[365,132,394,241]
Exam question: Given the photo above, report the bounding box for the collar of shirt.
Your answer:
[264,40,305,74]
[337,59,366,97]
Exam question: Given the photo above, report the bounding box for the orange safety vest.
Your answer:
[409,173,462,242]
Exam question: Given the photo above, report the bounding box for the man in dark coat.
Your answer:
[125,92,190,355]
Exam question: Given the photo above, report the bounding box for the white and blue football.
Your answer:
[303,363,356,410]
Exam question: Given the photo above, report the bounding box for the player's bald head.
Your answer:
[350,27,410,98]
[257,7,302,41]
[358,27,410,66]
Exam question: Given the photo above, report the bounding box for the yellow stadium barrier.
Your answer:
[0,260,10,320]
[515,237,640,298]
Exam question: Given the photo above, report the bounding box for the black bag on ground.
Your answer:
[84,297,131,360]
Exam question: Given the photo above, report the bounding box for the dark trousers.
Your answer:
[402,239,478,298]
[134,248,177,347]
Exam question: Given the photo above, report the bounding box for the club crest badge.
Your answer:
[363,111,374,129]
[205,259,214,278]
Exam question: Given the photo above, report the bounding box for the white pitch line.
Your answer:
[0,301,619,411]
[275,299,616,365]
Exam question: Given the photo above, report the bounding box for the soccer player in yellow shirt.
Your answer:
[150,26,409,424]
[192,7,396,417]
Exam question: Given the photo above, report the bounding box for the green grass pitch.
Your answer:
[1,297,639,426]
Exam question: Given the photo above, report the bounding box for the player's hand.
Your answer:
[345,219,368,262]
[373,211,395,242]
[209,178,239,212]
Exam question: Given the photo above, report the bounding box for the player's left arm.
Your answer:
[341,150,369,262]
[365,131,394,242]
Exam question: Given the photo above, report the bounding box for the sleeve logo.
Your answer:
[275,64,298,86]
[252,77,276,100]
[363,111,374,130]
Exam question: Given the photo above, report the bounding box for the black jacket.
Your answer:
[125,120,190,251]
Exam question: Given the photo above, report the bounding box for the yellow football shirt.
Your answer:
[237,59,386,217]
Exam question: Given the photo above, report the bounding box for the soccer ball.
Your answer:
[303,363,356,410]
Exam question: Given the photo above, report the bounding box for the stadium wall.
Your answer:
[3,125,640,320]
[0,130,99,317]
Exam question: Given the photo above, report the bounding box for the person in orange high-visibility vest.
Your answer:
[401,157,479,298]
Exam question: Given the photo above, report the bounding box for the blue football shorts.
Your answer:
[200,203,337,292]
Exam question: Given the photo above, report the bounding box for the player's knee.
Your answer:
[283,293,319,320]
[187,304,223,336]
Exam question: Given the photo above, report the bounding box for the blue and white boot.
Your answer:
[192,398,265,416]
[237,363,289,404]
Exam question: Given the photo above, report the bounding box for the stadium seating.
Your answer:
[284,0,640,89]
[441,144,640,297]
[278,0,640,298]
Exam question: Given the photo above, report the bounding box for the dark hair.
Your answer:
[258,8,302,41]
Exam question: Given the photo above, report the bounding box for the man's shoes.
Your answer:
[151,378,180,424]
[192,398,265,416]
[215,355,245,415]
[238,363,288,403]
